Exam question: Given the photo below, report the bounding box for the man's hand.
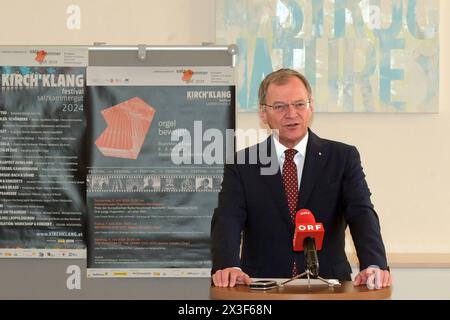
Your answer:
[353,266,392,290]
[212,268,252,287]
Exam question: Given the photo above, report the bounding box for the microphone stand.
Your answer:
[279,269,340,288]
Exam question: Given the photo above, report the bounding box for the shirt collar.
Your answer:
[273,131,309,161]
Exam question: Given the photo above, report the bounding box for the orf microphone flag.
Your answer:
[293,209,324,251]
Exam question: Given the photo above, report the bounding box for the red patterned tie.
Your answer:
[282,149,299,276]
[282,149,298,220]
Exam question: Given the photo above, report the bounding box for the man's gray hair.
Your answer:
[258,68,312,105]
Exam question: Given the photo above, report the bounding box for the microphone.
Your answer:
[303,237,319,277]
[293,209,324,277]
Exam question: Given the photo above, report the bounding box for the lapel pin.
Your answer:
[318,152,322,156]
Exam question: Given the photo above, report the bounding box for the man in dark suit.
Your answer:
[211,68,392,289]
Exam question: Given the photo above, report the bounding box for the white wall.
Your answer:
[0,0,215,45]
[386,268,450,300]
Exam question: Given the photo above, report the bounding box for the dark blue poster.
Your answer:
[0,60,87,258]
[86,66,235,277]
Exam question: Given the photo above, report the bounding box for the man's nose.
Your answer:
[285,104,298,117]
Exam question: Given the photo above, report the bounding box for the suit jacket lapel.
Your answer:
[298,130,326,209]
[258,137,293,227]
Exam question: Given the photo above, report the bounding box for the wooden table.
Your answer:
[210,281,392,300]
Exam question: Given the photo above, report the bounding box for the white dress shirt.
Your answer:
[272,131,309,189]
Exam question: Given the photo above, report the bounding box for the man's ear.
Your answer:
[309,96,314,112]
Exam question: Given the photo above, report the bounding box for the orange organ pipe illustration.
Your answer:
[95,97,155,160]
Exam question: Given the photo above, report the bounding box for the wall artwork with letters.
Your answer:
[216,0,439,113]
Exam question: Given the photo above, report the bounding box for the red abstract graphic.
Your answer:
[182,69,194,82]
[35,50,47,63]
[95,97,155,160]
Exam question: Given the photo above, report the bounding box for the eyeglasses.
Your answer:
[263,100,310,113]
